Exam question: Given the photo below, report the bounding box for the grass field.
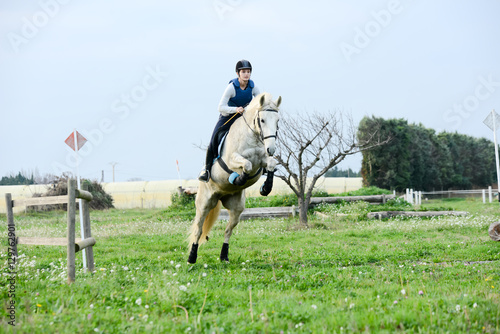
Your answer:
[1,196,500,333]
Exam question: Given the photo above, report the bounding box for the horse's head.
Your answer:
[254,93,282,156]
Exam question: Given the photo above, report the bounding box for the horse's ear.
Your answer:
[259,94,266,108]
[275,96,282,108]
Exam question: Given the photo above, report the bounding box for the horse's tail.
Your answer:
[188,200,222,247]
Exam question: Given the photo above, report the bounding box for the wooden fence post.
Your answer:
[67,179,76,284]
[81,183,95,273]
[5,193,17,258]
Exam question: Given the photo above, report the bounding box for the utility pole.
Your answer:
[109,162,118,183]
[101,170,104,183]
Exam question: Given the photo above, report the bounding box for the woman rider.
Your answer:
[198,59,261,182]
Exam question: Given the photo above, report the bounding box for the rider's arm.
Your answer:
[218,84,238,116]
[252,85,261,97]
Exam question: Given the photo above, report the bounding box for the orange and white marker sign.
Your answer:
[64,131,87,151]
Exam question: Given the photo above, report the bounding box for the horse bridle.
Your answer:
[242,108,279,143]
[257,108,279,141]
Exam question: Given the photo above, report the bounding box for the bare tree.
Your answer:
[275,110,384,226]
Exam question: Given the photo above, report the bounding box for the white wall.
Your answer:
[0,177,362,213]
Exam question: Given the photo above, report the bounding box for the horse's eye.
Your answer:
[261,119,265,123]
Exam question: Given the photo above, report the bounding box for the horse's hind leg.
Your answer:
[219,191,245,262]
[188,187,219,264]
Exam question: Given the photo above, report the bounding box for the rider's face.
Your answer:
[238,69,251,81]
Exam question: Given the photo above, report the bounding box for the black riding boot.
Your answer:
[198,166,211,182]
[198,148,215,182]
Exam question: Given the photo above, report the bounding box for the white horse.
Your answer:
[188,92,282,264]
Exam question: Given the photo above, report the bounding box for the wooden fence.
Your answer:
[5,179,96,284]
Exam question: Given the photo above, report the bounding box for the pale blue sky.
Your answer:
[1,0,500,182]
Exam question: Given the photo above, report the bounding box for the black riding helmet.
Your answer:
[235,59,252,73]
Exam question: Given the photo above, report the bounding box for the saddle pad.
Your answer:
[216,131,229,158]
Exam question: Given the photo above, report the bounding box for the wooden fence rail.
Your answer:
[309,194,395,206]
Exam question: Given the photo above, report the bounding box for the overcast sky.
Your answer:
[1,0,500,182]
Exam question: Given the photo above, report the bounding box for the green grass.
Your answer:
[1,198,500,333]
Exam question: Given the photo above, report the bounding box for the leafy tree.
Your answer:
[358,117,410,191]
[324,166,361,177]
[0,172,34,185]
[359,116,497,191]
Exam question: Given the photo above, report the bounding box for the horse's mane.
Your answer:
[246,92,276,114]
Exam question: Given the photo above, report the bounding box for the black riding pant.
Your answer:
[204,113,242,168]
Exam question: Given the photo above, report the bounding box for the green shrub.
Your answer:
[335,186,392,197]
[82,179,114,210]
[33,175,114,210]
[169,192,195,210]
[312,190,329,197]
[162,192,196,220]
[246,194,298,208]
[369,197,412,212]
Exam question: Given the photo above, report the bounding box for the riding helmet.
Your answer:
[235,59,252,73]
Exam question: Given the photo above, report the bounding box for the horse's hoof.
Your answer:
[188,243,199,264]
[220,258,229,263]
[220,243,229,261]
[260,184,271,196]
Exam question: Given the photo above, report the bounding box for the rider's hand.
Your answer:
[236,107,244,114]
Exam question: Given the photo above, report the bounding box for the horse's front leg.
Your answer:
[260,157,277,196]
[228,152,253,186]
[220,192,245,262]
